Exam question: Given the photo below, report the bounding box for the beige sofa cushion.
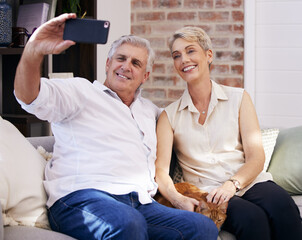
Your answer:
[0,117,49,229]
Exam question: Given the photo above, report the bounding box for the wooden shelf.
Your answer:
[0,48,24,55]
[1,114,47,137]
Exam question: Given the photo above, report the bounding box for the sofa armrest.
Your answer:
[0,204,4,240]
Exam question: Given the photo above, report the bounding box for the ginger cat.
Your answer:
[155,182,228,229]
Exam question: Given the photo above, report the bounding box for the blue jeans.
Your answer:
[48,189,218,240]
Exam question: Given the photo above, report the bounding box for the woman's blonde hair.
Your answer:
[168,26,212,53]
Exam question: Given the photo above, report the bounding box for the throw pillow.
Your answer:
[268,126,302,195]
[0,116,50,229]
[261,128,279,172]
[172,161,183,183]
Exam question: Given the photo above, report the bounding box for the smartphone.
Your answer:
[63,18,110,44]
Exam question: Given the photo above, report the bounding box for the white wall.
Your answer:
[245,0,302,129]
[96,0,131,83]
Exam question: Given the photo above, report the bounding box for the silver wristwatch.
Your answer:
[228,178,241,192]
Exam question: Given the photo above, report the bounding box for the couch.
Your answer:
[1,116,301,240]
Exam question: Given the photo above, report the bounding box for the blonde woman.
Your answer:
[155,26,302,240]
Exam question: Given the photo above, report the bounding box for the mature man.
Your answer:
[14,13,218,240]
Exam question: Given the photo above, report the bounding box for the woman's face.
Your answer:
[171,38,213,83]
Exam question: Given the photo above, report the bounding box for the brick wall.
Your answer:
[131,0,244,107]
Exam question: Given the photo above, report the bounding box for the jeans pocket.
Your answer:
[47,207,60,231]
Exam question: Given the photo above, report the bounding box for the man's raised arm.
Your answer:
[14,13,77,104]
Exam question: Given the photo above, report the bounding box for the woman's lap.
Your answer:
[222,181,302,240]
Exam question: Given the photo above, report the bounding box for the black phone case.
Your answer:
[63,18,110,44]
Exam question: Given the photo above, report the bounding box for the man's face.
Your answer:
[104,43,150,98]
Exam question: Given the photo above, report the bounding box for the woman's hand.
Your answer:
[207,181,236,205]
[171,194,199,212]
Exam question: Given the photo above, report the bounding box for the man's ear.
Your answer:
[105,58,110,73]
[142,72,150,84]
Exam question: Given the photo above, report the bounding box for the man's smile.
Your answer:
[116,73,130,80]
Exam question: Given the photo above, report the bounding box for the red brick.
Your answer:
[142,88,166,98]
[166,64,177,74]
[153,0,181,8]
[149,37,166,48]
[153,76,181,86]
[152,64,165,74]
[168,89,185,99]
[234,38,244,48]
[155,50,172,61]
[137,12,165,21]
[131,13,135,23]
[215,0,243,8]
[216,24,244,34]
[232,11,244,21]
[211,38,230,48]
[210,64,229,74]
[131,25,151,35]
[216,24,232,33]
[199,11,229,22]
[151,24,183,35]
[184,0,213,8]
[191,24,213,34]
[215,51,244,61]
[233,24,244,33]
[216,78,243,88]
[231,65,244,74]
[168,12,197,21]
[131,0,151,8]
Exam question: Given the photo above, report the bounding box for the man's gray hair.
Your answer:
[107,35,155,72]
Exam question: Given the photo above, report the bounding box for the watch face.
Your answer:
[230,179,241,191]
[234,181,240,190]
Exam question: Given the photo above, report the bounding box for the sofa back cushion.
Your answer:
[0,117,49,229]
[268,126,302,195]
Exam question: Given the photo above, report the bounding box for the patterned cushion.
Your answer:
[261,128,279,171]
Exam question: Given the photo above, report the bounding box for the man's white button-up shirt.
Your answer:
[16,77,161,207]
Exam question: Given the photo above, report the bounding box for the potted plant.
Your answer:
[62,0,86,18]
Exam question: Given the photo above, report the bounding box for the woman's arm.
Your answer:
[233,90,265,186]
[207,91,265,204]
[155,111,199,211]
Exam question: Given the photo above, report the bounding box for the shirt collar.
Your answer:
[178,80,228,112]
[93,80,142,103]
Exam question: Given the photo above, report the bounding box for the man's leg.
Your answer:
[138,200,218,240]
[48,189,148,240]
